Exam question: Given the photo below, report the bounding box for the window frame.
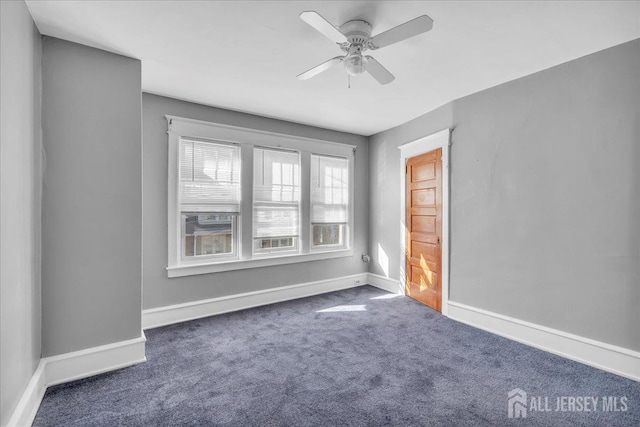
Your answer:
[176,137,241,262]
[309,153,351,252]
[166,115,355,278]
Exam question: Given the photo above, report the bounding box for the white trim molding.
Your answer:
[448,301,640,382]
[166,115,357,152]
[366,273,403,294]
[398,128,451,316]
[45,334,147,386]
[144,273,405,330]
[143,273,368,329]
[167,249,354,277]
[6,333,146,427]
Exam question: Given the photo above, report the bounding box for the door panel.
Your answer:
[411,241,437,263]
[409,266,439,290]
[411,188,436,206]
[406,149,442,311]
[411,162,435,182]
[411,216,436,233]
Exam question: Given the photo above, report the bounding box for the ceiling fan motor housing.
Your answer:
[339,20,373,46]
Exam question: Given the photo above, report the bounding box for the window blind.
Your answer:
[311,154,349,224]
[179,138,241,213]
[253,148,300,239]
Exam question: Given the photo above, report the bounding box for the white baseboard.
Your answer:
[45,333,147,386]
[448,301,640,382]
[5,361,47,427]
[143,273,368,329]
[5,333,147,427]
[143,273,408,330]
[366,273,403,294]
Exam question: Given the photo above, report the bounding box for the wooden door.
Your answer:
[406,149,442,311]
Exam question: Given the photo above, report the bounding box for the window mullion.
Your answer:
[240,144,254,260]
[300,151,311,254]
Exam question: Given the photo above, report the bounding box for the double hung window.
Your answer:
[179,139,240,259]
[167,116,354,277]
[311,154,349,249]
[253,148,300,254]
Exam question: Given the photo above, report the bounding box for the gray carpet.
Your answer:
[34,285,639,426]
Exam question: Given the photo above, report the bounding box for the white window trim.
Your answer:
[167,115,355,277]
[167,249,354,278]
[398,128,451,316]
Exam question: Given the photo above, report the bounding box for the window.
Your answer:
[311,155,349,249]
[167,116,355,277]
[179,138,240,260]
[253,148,300,254]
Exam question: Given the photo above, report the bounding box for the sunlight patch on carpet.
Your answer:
[316,304,367,313]
[370,293,402,300]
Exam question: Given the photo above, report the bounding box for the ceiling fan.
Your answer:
[297,11,434,85]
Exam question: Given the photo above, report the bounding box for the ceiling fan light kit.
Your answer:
[344,54,364,76]
[298,11,434,85]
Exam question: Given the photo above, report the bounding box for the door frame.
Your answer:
[398,128,451,316]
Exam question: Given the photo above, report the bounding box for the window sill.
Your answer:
[167,249,354,278]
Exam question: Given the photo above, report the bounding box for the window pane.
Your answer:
[253,205,299,238]
[182,213,235,257]
[254,237,296,252]
[179,139,240,212]
[254,148,300,203]
[313,224,345,247]
[253,148,300,253]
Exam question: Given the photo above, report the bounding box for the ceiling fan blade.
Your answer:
[300,11,348,44]
[368,15,433,50]
[364,56,395,85]
[297,56,344,80]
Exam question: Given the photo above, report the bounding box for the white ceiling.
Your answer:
[25,1,640,136]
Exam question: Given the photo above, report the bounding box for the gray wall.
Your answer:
[143,94,369,309]
[0,1,42,425]
[41,37,142,356]
[369,39,640,351]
